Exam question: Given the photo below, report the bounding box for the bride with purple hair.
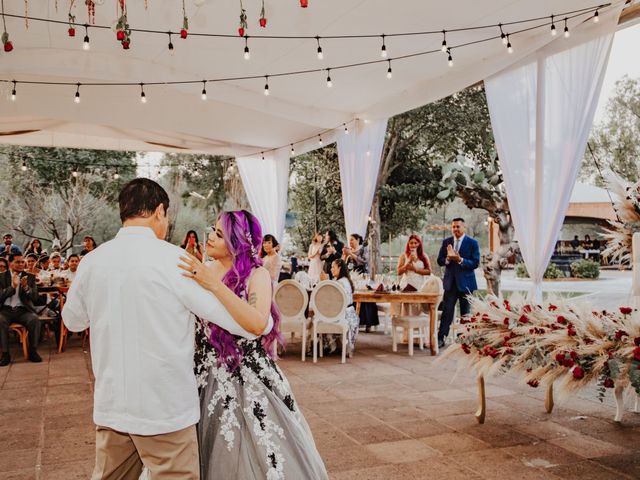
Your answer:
[179,210,327,480]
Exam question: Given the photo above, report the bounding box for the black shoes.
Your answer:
[28,349,42,363]
[437,338,447,350]
[0,352,10,366]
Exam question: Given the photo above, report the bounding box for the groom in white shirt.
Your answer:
[63,178,267,480]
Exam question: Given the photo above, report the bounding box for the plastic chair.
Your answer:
[274,280,309,361]
[309,280,350,364]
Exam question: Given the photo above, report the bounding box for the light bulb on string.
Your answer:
[593,10,599,23]
[168,32,174,54]
[344,124,349,135]
[140,83,147,103]
[326,69,332,88]
[506,35,513,53]
[380,34,387,58]
[21,161,27,172]
[264,76,270,96]
[499,23,507,45]
[564,18,570,38]
[113,169,120,180]
[447,49,453,67]
[74,83,81,104]
[318,135,323,146]
[261,152,265,161]
[386,60,392,79]
[244,37,250,60]
[290,144,295,155]
[201,80,207,100]
[11,80,17,101]
[316,36,323,60]
[441,30,447,53]
[550,16,556,36]
[72,168,79,178]
[82,25,90,50]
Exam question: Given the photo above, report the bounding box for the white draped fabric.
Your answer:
[236,150,290,243]
[485,9,620,301]
[336,119,388,238]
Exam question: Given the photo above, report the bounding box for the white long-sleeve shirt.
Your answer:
[63,226,267,435]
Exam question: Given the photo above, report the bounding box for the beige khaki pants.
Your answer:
[91,425,199,480]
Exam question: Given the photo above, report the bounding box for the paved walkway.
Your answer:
[1,331,639,479]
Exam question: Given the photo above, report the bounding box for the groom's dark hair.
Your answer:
[118,178,170,222]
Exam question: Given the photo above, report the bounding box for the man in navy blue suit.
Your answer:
[437,218,480,350]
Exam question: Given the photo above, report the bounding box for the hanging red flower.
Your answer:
[1,32,12,52]
[300,0,309,7]
[181,16,188,38]
[238,5,248,37]
[259,0,267,27]
[116,1,132,49]
[68,13,76,37]
[619,307,633,315]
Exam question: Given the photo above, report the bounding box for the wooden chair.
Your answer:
[274,280,309,361]
[310,280,350,364]
[391,275,443,356]
[9,324,29,360]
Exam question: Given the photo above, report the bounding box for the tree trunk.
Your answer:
[368,194,382,278]
[482,212,515,297]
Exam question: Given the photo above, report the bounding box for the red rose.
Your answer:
[572,366,584,379]
[461,344,471,354]
[4,41,13,52]
[634,337,640,347]
[504,335,511,343]
[238,27,245,37]
[557,315,567,324]
[620,307,633,315]
[300,0,309,7]
[68,27,76,37]
[180,29,188,39]
[122,41,130,49]
[259,18,267,27]
[117,30,125,41]
[519,315,529,324]
[555,352,565,363]
[549,304,558,311]
[504,300,511,311]
[523,305,532,313]
[564,359,575,368]
[570,351,578,360]
[527,379,539,388]
[615,330,629,340]
[634,347,640,362]
[604,378,615,389]
[503,318,509,326]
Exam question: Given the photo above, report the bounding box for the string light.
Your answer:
[113,169,120,180]
[326,69,332,88]
[72,168,79,177]
[318,135,323,146]
[344,124,349,134]
[316,36,323,60]
[140,83,147,103]
[564,18,570,38]
[82,25,90,50]
[447,48,453,67]
[201,80,207,100]
[264,76,270,96]
[441,30,448,52]
[499,23,507,45]
[506,34,513,53]
[244,37,250,60]
[21,161,27,172]
[168,32,174,52]
[261,151,265,160]
[11,80,16,101]
[593,9,599,22]
[290,144,295,155]
[74,83,81,103]
[550,15,557,36]
[380,34,387,58]
[386,60,392,79]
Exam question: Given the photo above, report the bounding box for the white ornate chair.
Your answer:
[309,280,350,364]
[391,275,444,356]
[274,280,309,361]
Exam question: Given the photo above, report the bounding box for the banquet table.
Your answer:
[353,291,442,355]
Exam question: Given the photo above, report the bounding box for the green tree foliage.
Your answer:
[581,76,640,183]
[288,145,345,249]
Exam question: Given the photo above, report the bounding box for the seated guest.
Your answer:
[261,234,283,285]
[59,254,80,283]
[48,252,62,272]
[180,230,203,261]
[320,230,343,278]
[343,233,379,332]
[80,236,98,256]
[570,235,580,251]
[24,239,45,257]
[583,234,594,250]
[0,258,8,274]
[25,254,41,278]
[592,238,601,250]
[0,253,42,365]
[1,234,22,258]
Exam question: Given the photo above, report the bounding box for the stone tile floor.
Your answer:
[1,331,639,479]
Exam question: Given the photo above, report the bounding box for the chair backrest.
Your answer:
[274,280,308,322]
[310,280,348,323]
[421,275,444,314]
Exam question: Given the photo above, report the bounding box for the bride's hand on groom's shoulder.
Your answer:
[178,254,224,293]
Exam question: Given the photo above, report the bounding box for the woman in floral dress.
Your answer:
[179,210,327,480]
